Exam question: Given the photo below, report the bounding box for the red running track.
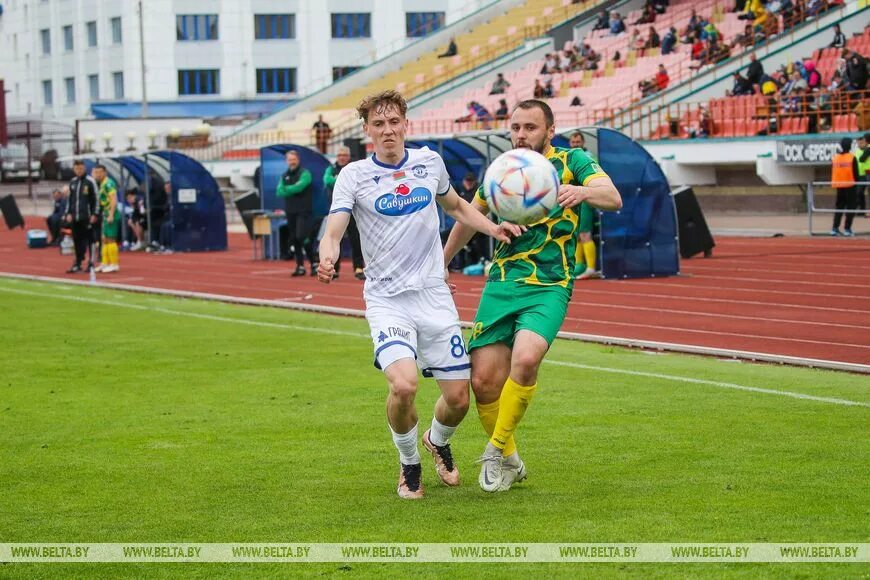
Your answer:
[3,218,869,369]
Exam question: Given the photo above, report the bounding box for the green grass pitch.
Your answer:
[0,278,867,578]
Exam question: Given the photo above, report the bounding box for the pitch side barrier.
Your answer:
[806,181,868,236]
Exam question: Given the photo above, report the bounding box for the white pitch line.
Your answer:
[0,285,368,338]
[544,360,869,408]
[1,283,868,408]
[562,303,869,331]
[4,271,869,373]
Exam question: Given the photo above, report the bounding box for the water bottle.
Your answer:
[59,235,74,255]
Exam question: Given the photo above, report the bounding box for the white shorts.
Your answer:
[365,284,470,381]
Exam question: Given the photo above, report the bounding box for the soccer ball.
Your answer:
[482,148,560,225]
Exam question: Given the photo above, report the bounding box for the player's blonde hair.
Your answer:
[356,90,408,123]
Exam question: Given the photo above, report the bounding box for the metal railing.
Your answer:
[806,180,868,235]
[408,88,868,138]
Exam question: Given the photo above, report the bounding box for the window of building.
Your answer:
[178,69,220,95]
[405,12,445,37]
[40,28,50,55]
[176,14,219,41]
[65,77,75,104]
[254,14,295,39]
[332,66,361,81]
[63,25,73,51]
[111,17,122,44]
[113,71,124,99]
[331,13,371,38]
[255,68,296,94]
[88,74,99,100]
[43,80,53,106]
[87,21,97,47]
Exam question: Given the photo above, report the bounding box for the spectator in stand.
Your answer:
[731,24,755,49]
[728,71,754,96]
[533,79,546,98]
[543,78,555,98]
[490,73,511,95]
[558,51,573,72]
[761,75,779,95]
[662,27,677,55]
[701,21,721,43]
[804,60,822,90]
[613,50,622,62]
[635,1,657,25]
[593,10,609,31]
[846,52,868,91]
[630,29,642,51]
[747,53,765,86]
[542,53,559,73]
[311,115,332,155]
[656,64,670,91]
[644,27,661,51]
[438,37,458,58]
[751,2,769,29]
[46,188,68,245]
[829,24,846,48]
[805,0,823,17]
[690,34,705,62]
[466,101,493,127]
[585,47,601,70]
[738,0,762,20]
[830,137,859,236]
[609,12,626,35]
[683,10,702,42]
[495,99,509,120]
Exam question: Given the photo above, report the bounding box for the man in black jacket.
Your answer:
[64,160,99,273]
[746,53,764,86]
[276,150,317,276]
[322,146,364,279]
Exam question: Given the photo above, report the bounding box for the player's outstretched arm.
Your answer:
[557,176,622,211]
[316,211,351,284]
[437,186,520,244]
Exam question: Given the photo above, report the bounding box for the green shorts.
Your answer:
[579,202,595,233]
[102,213,120,239]
[468,282,571,351]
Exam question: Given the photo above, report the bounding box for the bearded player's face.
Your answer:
[510,107,553,154]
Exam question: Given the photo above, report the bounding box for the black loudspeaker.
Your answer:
[233,190,261,240]
[0,195,25,230]
[673,186,715,259]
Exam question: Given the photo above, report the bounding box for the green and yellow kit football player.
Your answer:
[443,100,622,492]
[93,164,121,273]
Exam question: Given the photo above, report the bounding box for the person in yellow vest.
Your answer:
[830,137,860,237]
[856,133,870,217]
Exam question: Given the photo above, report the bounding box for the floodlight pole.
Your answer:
[138,1,148,118]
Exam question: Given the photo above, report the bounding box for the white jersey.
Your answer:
[329,147,452,297]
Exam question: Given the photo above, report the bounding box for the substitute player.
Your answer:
[93,164,121,273]
[316,90,521,499]
[443,100,622,492]
[569,131,599,280]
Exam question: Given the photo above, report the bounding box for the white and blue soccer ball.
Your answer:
[482,148,560,225]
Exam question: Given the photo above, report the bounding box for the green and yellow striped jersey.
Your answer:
[98,177,120,219]
[473,146,607,287]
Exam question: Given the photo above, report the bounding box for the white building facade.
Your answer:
[0,0,483,121]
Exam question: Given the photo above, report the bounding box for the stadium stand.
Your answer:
[645,24,868,139]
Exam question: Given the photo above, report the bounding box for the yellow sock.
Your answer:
[583,240,597,272]
[476,400,517,456]
[573,240,585,269]
[101,244,108,265]
[108,242,119,265]
[490,377,537,452]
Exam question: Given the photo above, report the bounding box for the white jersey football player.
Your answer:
[317,90,521,499]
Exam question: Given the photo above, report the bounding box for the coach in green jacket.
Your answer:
[322,146,365,280]
[277,149,317,276]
